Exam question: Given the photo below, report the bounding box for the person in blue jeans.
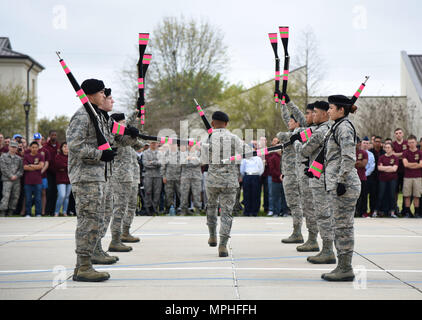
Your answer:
[54,142,71,216]
[23,141,45,217]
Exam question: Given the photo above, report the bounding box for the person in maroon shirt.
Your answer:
[44,130,60,215]
[54,142,71,217]
[258,137,270,214]
[355,139,369,217]
[375,142,399,218]
[392,128,408,214]
[267,148,287,217]
[23,141,45,217]
[33,133,50,216]
[402,135,422,218]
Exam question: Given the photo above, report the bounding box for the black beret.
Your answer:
[314,101,329,111]
[306,103,315,110]
[290,114,297,122]
[81,79,105,95]
[104,88,112,97]
[212,111,229,122]
[328,95,353,107]
[110,113,125,122]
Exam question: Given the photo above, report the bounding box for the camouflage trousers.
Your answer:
[311,186,334,241]
[298,172,318,234]
[233,186,243,213]
[111,181,131,234]
[180,177,202,211]
[123,182,138,229]
[99,179,114,239]
[0,180,20,211]
[72,182,105,258]
[206,186,237,239]
[328,184,360,257]
[164,179,180,209]
[283,174,303,227]
[144,176,162,211]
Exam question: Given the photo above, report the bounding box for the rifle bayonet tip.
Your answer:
[56,51,62,59]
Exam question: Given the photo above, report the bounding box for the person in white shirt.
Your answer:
[240,144,264,216]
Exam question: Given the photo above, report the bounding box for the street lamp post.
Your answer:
[23,101,31,143]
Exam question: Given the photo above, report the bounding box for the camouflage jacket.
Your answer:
[161,150,181,180]
[142,148,162,178]
[0,153,23,181]
[277,101,307,176]
[180,150,202,179]
[67,105,139,183]
[131,147,141,184]
[324,116,360,191]
[201,128,251,188]
[294,120,331,188]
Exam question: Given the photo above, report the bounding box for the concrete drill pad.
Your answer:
[0,216,421,300]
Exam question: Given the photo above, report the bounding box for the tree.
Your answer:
[293,26,326,106]
[351,97,417,139]
[120,16,230,134]
[0,84,36,139]
[37,115,70,143]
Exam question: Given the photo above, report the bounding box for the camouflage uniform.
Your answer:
[288,103,319,238]
[277,101,305,239]
[294,120,333,241]
[0,152,23,213]
[67,105,138,260]
[201,128,252,247]
[233,164,243,215]
[124,148,141,229]
[324,117,360,257]
[110,145,134,234]
[160,148,181,210]
[142,148,162,212]
[67,105,112,261]
[180,148,202,213]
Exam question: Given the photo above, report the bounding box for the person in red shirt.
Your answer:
[392,128,408,214]
[44,130,60,215]
[267,138,282,216]
[375,142,399,218]
[54,142,71,217]
[23,141,45,217]
[33,133,50,216]
[355,138,369,217]
[402,135,422,218]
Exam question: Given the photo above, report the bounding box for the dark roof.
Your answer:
[0,37,44,70]
[409,55,422,86]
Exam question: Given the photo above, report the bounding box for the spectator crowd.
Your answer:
[1,128,421,218]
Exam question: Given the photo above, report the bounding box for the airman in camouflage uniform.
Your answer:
[320,95,360,282]
[160,143,181,213]
[276,95,305,244]
[0,141,23,216]
[142,141,162,214]
[180,145,202,215]
[67,81,141,282]
[293,101,336,264]
[67,80,114,282]
[122,147,141,243]
[288,101,320,252]
[201,111,252,257]
[107,113,144,252]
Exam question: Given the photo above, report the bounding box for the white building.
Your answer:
[0,37,44,137]
[401,51,422,138]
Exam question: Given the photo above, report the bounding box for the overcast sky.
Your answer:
[1,0,421,119]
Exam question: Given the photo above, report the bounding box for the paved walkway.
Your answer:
[0,216,421,300]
